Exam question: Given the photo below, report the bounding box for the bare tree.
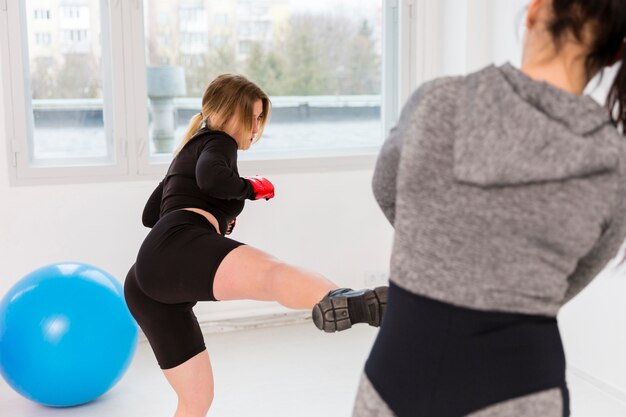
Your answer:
[279,14,331,95]
[244,41,286,95]
[344,20,381,94]
[30,57,59,99]
[56,54,101,99]
[256,12,381,96]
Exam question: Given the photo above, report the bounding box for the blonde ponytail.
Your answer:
[173,112,204,156]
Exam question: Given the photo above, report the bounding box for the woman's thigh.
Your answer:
[212,245,281,302]
[211,244,335,309]
[124,265,206,369]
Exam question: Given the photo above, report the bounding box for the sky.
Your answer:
[289,0,380,23]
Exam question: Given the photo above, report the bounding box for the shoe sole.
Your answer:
[312,286,388,333]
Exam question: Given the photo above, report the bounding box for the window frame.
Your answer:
[3,0,129,183]
[1,0,430,185]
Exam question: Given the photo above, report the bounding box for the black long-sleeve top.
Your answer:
[142,128,255,234]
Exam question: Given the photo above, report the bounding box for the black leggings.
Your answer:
[124,210,244,369]
[365,282,569,417]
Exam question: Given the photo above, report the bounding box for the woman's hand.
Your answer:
[246,176,275,200]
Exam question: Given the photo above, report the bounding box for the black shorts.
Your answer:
[124,210,244,369]
[365,282,569,416]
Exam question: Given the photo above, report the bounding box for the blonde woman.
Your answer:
[124,74,387,417]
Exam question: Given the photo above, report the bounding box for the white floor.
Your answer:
[2,320,626,417]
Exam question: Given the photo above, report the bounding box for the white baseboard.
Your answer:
[568,364,626,405]
[198,310,311,334]
[136,308,311,343]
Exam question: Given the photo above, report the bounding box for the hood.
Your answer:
[453,63,619,187]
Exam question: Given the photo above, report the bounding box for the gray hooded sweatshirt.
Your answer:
[373,63,626,316]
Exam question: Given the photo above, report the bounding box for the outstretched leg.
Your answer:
[212,245,387,331]
[212,245,336,309]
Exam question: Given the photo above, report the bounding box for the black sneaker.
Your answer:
[312,286,388,333]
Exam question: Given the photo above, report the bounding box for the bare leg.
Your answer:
[162,350,214,417]
[213,245,337,308]
[213,244,387,332]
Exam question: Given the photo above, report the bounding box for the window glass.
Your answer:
[25,0,109,163]
[144,0,382,157]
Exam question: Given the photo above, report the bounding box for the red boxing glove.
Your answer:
[246,175,275,200]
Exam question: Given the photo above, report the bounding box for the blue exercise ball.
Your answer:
[0,262,138,407]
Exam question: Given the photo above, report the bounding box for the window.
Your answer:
[6,0,118,172]
[1,0,127,181]
[213,13,229,24]
[61,29,88,42]
[143,0,385,164]
[61,6,83,20]
[34,33,52,45]
[33,9,51,20]
[179,6,206,25]
[34,10,101,161]
[2,0,405,183]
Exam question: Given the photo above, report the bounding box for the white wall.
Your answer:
[441,0,528,76]
[0,58,393,324]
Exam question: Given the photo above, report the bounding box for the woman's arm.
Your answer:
[195,140,255,200]
[564,185,626,302]
[142,181,163,228]
[372,126,402,225]
[373,84,433,225]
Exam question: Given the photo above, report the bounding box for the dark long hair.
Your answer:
[547,0,626,133]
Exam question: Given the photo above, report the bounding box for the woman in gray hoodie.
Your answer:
[348,0,626,415]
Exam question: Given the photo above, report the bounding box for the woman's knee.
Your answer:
[164,352,215,415]
[178,387,214,416]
